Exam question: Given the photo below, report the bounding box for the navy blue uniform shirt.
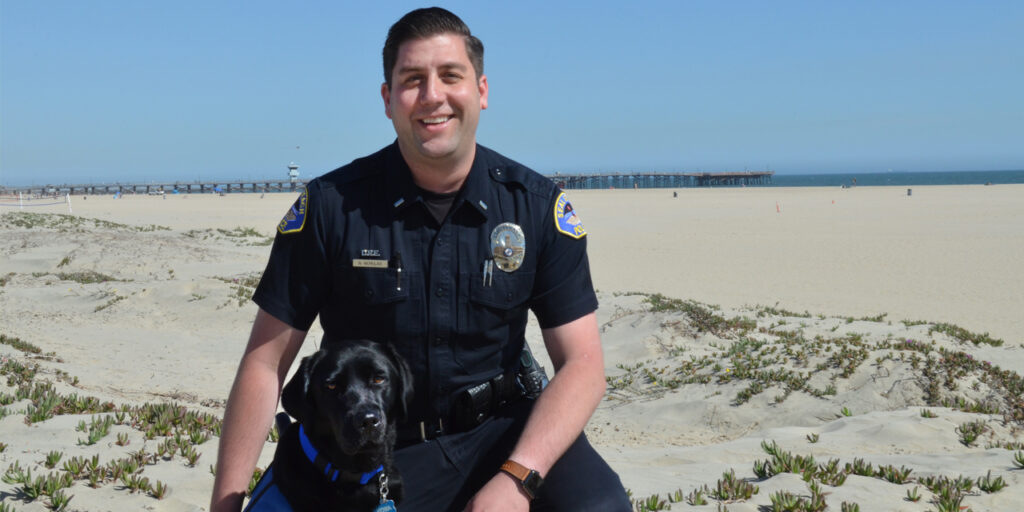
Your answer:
[253,142,597,425]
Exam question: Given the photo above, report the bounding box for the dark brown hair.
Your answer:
[382,7,484,87]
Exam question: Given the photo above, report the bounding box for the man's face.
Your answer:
[382,33,488,170]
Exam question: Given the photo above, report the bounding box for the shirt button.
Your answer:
[365,289,374,298]
[434,336,444,346]
[506,292,514,302]
[435,287,444,297]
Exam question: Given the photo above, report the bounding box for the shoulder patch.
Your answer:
[554,191,586,239]
[278,188,309,235]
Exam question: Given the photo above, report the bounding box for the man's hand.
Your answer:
[463,472,530,512]
[462,312,603,511]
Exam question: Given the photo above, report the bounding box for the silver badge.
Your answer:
[490,222,525,272]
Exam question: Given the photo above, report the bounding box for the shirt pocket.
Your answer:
[455,271,534,372]
[333,267,419,343]
[356,267,409,305]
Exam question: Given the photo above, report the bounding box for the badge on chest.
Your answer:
[490,222,525,273]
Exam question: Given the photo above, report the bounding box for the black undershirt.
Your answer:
[419,188,458,226]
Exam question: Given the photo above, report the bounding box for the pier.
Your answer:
[0,179,310,197]
[552,171,773,190]
[1,171,773,197]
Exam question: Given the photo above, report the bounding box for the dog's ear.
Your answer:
[385,343,415,422]
[281,350,324,425]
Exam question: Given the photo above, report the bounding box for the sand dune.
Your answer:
[1,185,1022,511]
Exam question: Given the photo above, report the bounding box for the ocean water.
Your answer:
[769,169,1024,188]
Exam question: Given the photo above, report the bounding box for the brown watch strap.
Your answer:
[500,460,532,482]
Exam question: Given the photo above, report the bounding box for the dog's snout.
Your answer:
[361,411,382,431]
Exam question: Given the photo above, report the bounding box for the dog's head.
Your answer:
[281,340,413,456]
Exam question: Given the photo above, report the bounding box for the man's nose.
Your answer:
[420,75,443,104]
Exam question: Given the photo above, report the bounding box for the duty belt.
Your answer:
[398,370,523,445]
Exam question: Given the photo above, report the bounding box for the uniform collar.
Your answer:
[457,145,492,218]
[384,141,491,219]
[383,142,421,215]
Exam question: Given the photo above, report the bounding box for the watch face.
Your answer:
[523,470,543,497]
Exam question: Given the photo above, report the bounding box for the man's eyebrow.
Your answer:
[395,65,425,76]
[395,61,469,76]
[438,61,469,71]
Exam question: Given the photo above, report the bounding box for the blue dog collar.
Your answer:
[298,424,384,485]
[360,465,385,485]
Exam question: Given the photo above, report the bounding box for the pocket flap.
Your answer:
[469,271,534,309]
[358,269,409,305]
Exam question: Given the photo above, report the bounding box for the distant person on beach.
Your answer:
[211,7,628,512]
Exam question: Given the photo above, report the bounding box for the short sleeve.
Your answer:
[252,183,333,331]
[529,189,598,328]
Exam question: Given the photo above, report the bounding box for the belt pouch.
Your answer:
[455,381,493,428]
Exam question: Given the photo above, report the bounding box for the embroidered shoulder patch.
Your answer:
[278,188,308,235]
[554,191,586,239]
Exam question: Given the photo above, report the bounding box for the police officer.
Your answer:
[211,7,630,512]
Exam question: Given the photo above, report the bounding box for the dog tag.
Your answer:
[374,500,397,512]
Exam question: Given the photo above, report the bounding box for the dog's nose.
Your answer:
[361,412,382,431]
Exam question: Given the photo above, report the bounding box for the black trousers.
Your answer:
[393,399,631,512]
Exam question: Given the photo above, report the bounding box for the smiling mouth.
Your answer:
[420,116,452,125]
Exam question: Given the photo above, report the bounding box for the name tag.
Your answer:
[353,259,388,269]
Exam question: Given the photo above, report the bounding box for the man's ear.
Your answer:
[381,82,393,119]
[281,350,324,425]
[478,74,488,110]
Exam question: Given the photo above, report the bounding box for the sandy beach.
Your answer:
[2,184,1023,511]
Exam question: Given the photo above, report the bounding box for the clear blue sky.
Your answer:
[2,1,1022,186]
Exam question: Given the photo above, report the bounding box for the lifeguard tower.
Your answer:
[288,163,300,182]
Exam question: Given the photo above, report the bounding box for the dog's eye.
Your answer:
[325,382,336,390]
[372,376,386,385]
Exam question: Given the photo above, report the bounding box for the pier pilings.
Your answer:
[3,171,773,197]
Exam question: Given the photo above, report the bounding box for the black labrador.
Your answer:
[247,340,413,511]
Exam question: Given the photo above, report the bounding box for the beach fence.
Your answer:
[0,193,74,214]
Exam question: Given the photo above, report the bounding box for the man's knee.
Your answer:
[536,484,631,512]
[533,435,631,511]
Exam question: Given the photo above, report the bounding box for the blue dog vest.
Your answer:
[243,468,397,511]
[242,425,390,511]
[242,467,291,512]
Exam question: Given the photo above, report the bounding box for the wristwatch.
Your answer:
[500,460,544,499]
